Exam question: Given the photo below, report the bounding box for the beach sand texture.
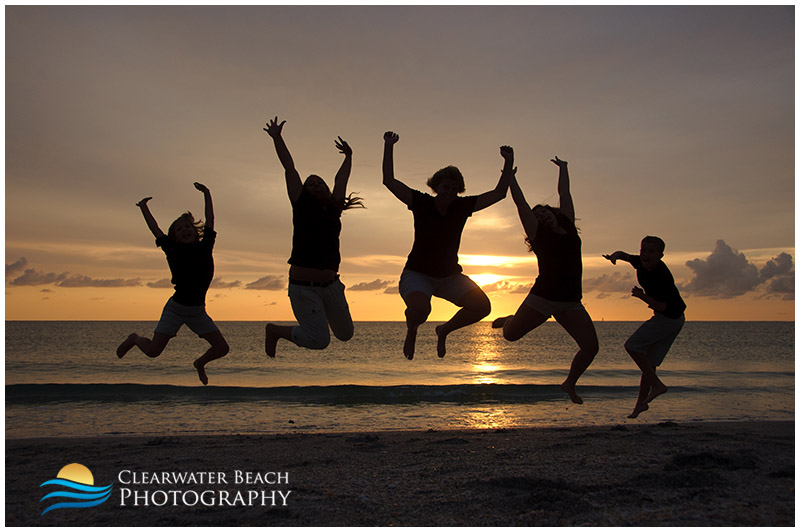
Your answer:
[7,421,793,526]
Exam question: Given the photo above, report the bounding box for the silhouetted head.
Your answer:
[304,175,332,203]
[168,212,203,244]
[532,205,572,232]
[640,236,665,270]
[427,166,465,200]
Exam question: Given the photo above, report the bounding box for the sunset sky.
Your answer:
[5,5,795,322]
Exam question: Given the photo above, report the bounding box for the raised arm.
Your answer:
[474,145,514,212]
[552,156,574,223]
[509,169,539,241]
[331,136,352,203]
[382,131,413,206]
[194,182,214,230]
[264,116,303,203]
[136,197,164,239]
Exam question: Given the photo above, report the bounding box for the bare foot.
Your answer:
[193,359,208,385]
[116,333,136,358]
[264,323,278,358]
[561,381,583,404]
[434,325,447,358]
[627,402,648,418]
[646,383,668,403]
[491,316,510,329]
[403,326,417,360]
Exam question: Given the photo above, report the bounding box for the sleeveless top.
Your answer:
[529,224,583,302]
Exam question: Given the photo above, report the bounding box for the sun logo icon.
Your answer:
[40,463,113,516]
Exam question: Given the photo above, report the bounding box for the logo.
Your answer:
[40,463,113,516]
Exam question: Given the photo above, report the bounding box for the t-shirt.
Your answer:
[288,189,343,272]
[156,227,216,307]
[530,225,583,302]
[631,256,686,319]
[405,190,478,277]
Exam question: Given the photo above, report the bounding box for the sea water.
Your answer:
[5,321,794,438]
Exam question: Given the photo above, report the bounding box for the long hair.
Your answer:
[167,212,204,242]
[524,205,578,252]
[340,192,365,211]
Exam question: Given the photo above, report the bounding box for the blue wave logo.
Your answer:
[40,463,113,516]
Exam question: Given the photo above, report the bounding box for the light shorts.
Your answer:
[289,278,354,349]
[398,269,480,305]
[624,313,685,367]
[522,292,583,318]
[154,297,219,337]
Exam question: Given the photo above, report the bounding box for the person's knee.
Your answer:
[215,339,230,357]
[405,302,431,325]
[461,290,491,319]
[502,321,523,342]
[333,325,354,342]
[305,331,331,350]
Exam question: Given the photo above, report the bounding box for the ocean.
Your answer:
[5,321,794,439]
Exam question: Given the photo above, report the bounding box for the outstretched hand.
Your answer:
[193,182,209,193]
[551,155,568,168]
[136,197,152,208]
[500,145,514,161]
[383,131,399,145]
[335,136,352,156]
[264,116,286,138]
[603,253,617,265]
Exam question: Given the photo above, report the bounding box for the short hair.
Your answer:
[641,235,666,254]
[427,166,465,193]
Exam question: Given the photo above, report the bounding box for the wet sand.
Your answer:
[6,420,794,526]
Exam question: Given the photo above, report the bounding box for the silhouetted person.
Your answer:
[263,117,362,357]
[604,236,686,418]
[382,131,512,360]
[117,183,229,385]
[494,157,598,404]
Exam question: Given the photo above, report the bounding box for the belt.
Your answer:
[289,275,339,288]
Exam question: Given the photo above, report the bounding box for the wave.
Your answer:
[6,382,692,406]
[39,479,113,516]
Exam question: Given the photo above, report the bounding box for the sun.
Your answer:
[57,463,94,486]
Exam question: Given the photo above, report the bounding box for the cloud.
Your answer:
[211,277,242,289]
[349,279,393,291]
[9,269,69,286]
[147,278,173,289]
[245,275,286,291]
[8,266,141,288]
[683,240,794,299]
[583,271,636,294]
[383,285,399,294]
[6,257,28,276]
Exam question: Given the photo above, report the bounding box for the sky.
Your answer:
[5,5,795,322]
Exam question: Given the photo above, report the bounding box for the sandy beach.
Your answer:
[6,420,793,527]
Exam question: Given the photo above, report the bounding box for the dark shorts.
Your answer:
[625,313,685,367]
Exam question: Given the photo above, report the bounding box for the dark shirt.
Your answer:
[156,227,216,307]
[288,189,343,272]
[530,225,583,302]
[405,190,478,278]
[631,256,686,319]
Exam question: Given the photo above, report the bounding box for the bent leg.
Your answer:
[194,330,230,385]
[435,287,491,358]
[117,332,171,359]
[323,280,354,343]
[402,291,432,360]
[554,305,599,404]
[289,285,331,350]
[502,303,549,342]
[265,324,293,358]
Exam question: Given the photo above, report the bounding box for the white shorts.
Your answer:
[398,269,480,305]
[522,292,583,318]
[289,277,354,349]
[154,297,219,337]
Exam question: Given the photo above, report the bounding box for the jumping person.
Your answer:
[382,131,513,360]
[494,157,598,404]
[116,182,229,386]
[263,117,363,357]
[604,236,686,418]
